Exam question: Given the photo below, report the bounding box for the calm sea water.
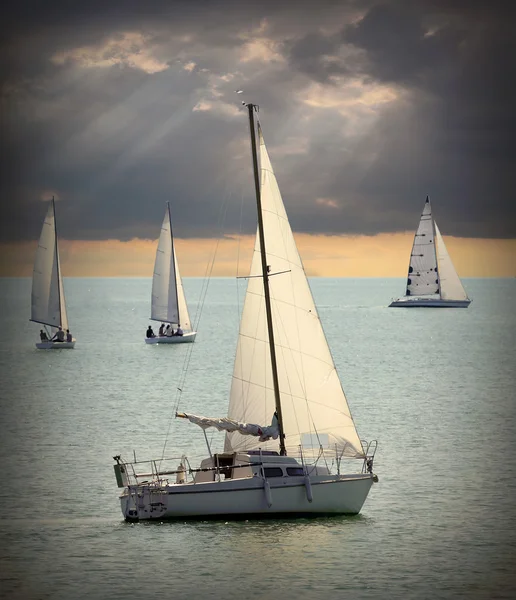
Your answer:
[0,277,515,600]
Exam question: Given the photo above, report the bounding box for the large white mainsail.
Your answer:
[435,222,468,301]
[406,197,439,297]
[31,199,68,331]
[151,204,191,330]
[224,125,364,458]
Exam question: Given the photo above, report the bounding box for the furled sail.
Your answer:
[177,412,279,442]
[405,197,439,297]
[435,222,468,301]
[151,204,191,329]
[31,200,68,330]
[224,125,364,458]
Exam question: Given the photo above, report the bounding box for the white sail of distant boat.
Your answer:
[31,198,75,349]
[389,196,471,307]
[434,223,469,302]
[145,202,196,344]
[114,104,377,521]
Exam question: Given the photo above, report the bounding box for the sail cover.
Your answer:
[31,201,68,330]
[435,222,468,301]
[405,197,439,297]
[178,412,279,442]
[151,205,191,329]
[224,125,364,458]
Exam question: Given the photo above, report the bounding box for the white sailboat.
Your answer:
[114,104,377,521]
[145,203,196,344]
[31,198,75,349]
[389,196,471,308]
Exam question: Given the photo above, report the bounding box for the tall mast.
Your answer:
[167,202,181,326]
[247,103,286,456]
[52,196,63,328]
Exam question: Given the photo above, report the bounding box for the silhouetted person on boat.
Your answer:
[146,325,155,338]
[165,324,173,337]
[66,329,72,342]
[174,326,184,337]
[52,327,65,342]
[158,323,165,336]
[40,330,48,341]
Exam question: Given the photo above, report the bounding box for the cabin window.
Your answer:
[264,467,283,477]
[286,467,305,476]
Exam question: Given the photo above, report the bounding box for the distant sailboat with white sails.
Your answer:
[114,104,377,521]
[31,198,75,349]
[390,196,471,308]
[145,203,196,344]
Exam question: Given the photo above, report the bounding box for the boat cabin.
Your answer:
[193,451,329,483]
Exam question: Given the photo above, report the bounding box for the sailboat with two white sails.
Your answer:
[30,198,75,349]
[145,203,196,344]
[113,104,377,521]
[389,196,471,308]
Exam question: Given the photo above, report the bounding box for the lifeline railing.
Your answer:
[113,454,262,487]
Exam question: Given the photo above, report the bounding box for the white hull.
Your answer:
[120,474,375,521]
[145,332,196,344]
[389,298,471,308]
[36,340,76,349]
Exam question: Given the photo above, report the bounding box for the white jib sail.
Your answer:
[31,200,68,330]
[175,249,192,331]
[225,125,364,458]
[405,197,439,297]
[435,222,468,301]
[151,205,191,330]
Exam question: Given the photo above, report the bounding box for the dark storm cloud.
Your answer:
[1,0,513,242]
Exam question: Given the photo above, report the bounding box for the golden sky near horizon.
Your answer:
[0,233,515,278]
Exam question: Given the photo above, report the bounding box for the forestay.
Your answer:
[406,197,439,297]
[31,201,68,330]
[435,223,468,301]
[151,205,191,330]
[224,126,364,458]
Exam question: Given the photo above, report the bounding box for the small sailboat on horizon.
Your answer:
[145,202,196,344]
[389,196,471,308]
[30,197,76,349]
[114,104,377,521]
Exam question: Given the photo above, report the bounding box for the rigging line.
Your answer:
[235,181,249,428]
[189,183,231,333]
[232,290,266,452]
[159,181,234,462]
[172,190,233,415]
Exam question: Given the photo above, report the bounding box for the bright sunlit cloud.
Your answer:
[51,32,170,74]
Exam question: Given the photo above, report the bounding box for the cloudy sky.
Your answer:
[1,0,514,275]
